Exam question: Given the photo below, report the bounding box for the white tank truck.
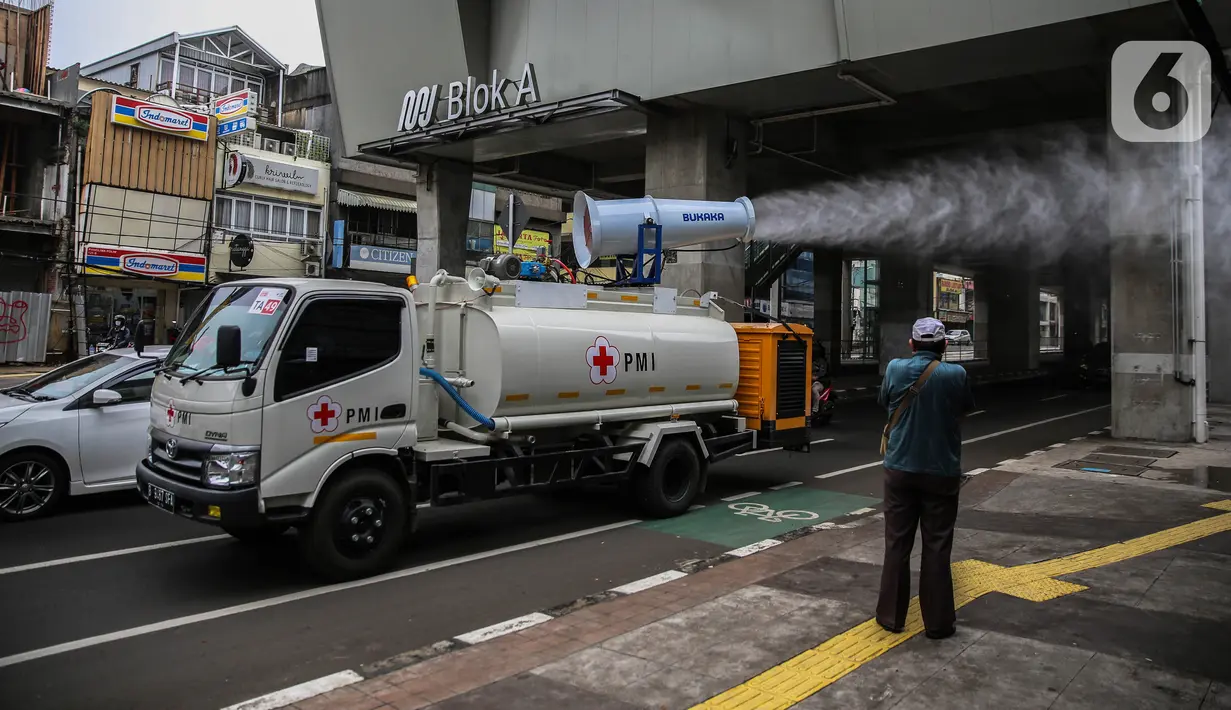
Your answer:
[134,193,813,581]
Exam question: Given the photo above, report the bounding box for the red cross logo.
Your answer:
[586,336,620,385]
[307,395,341,434]
[166,401,176,427]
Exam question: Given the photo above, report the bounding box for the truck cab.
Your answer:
[138,279,422,576]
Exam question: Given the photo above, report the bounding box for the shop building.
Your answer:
[0,0,68,363]
[211,139,330,284]
[75,91,216,348]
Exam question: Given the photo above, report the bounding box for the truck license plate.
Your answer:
[146,482,175,513]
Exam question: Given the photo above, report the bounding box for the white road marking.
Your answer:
[688,504,706,511]
[815,405,1109,480]
[0,535,230,576]
[1103,426,1111,430]
[609,570,689,595]
[997,459,1019,466]
[848,507,876,516]
[769,481,802,491]
[736,446,782,457]
[967,410,987,416]
[1088,431,1103,436]
[816,462,881,479]
[221,670,363,710]
[960,406,1110,445]
[721,491,762,502]
[455,612,553,645]
[1048,443,1067,449]
[416,502,431,509]
[810,438,835,445]
[965,468,990,476]
[1041,394,1068,402]
[0,519,640,669]
[1026,450,1048,456]
[726,539,782,557]
[1071,436,1086,442]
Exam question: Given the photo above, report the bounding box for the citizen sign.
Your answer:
[397,63,540,134]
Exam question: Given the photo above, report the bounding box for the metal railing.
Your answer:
[841,339,879,363]
[1040,336,1064,353]
[942,340,989,362]
[154,82,276,124]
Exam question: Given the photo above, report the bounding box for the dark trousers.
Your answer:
[876,467,961,633]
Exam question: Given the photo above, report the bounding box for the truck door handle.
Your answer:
[381,404,407,419]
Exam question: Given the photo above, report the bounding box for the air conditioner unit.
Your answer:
[300,241,320,258]
[304,262,321,277]
[262,138,281,153]
[281,143,296,157]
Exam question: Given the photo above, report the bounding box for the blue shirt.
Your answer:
[878,351,975,477]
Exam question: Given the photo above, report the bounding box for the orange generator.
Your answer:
[730,322,813,451]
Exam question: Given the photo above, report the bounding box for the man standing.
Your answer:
[875,317,974,639]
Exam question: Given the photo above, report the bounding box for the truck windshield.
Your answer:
[163,285,291,376]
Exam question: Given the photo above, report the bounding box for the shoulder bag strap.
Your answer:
[880,360,942,455]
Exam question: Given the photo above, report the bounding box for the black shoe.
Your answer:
[925,627,956,640]
[878,621,904,633]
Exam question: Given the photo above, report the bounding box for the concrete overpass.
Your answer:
[316,0,1231,443]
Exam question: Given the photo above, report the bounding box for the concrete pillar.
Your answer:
[812,248,843,374]
[414,160,472,282]
[645,109,746,320]
[1108,133,1193,441]
[983,267,1040,371]
[877,256,931,374]
[1063,269,1093,360]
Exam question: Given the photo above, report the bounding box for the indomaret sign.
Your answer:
[397,63,540,135]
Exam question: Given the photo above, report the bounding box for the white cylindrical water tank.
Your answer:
[457,306,739,423]
[573,192,756,268]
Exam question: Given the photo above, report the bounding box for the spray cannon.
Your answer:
[572,192,757,268]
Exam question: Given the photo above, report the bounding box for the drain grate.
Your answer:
[1058,459,1147,476]
[1095,445,1177,459]
[1076,452,1158,468]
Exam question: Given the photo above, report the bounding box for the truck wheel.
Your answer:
[222,524,289,544]
[633,438,702,519]
[299,469,407,582]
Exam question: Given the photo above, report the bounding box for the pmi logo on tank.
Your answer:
[682,212,726,222]
[586,336,655,386]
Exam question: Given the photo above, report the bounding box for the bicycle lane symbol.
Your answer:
[728,502,820,524]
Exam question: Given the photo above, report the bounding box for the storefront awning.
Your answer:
[336,189,417,214]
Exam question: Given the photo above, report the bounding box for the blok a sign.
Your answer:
[398,63,540,134]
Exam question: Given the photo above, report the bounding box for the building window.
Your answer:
[161,56,264,104]
[216,195,323,242]
[128,63,141,88]
[347,205,416,251]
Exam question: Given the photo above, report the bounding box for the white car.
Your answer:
[0,347,168,521]
[945,329,972,345]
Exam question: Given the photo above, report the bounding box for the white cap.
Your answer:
[912,317,947,342]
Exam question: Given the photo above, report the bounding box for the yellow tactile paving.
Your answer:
[693,500,1231,710]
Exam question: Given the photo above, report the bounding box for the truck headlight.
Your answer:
[205,451,260,489]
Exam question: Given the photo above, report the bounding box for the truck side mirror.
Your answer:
[216,325,242,369]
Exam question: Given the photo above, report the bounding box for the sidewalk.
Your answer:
[270,433,1231,710]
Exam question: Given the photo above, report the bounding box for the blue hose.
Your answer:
[420,367,496,430]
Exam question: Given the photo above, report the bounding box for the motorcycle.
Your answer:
[811,361,835,427]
